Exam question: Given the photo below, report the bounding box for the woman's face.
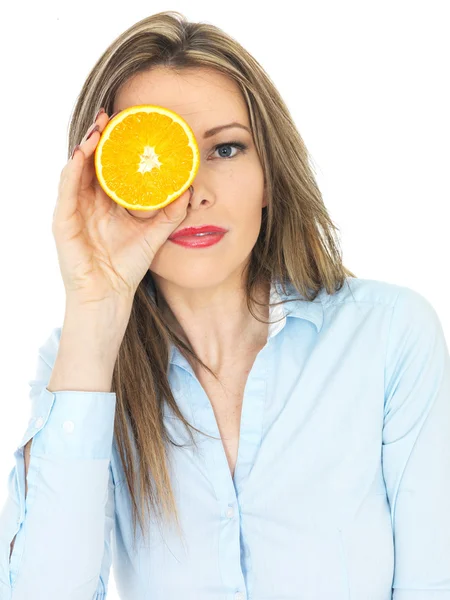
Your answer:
[113,66,267,293]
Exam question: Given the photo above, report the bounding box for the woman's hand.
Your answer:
[52,109,191,308]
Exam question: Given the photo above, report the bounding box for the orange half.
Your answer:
[94,105,200,211]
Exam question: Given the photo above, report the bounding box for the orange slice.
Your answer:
[94,105,200,211]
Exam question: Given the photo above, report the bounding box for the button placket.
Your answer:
[226,506,234,519]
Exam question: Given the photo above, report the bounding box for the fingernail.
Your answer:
[93,107,106,121]
[71,144,81,160]
[82,122,97,142]
[86,124,100,141]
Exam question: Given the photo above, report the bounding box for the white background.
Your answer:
[0,2,449,597]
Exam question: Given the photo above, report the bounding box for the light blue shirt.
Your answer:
[1,276,449,600]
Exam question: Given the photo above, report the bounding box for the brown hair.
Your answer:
[67,10,356,550]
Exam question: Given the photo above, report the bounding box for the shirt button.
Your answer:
[62,420,75,434]
[235,592,245,600]
[226,506,234,518]
[35,417,44,428]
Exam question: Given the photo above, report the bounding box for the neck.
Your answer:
[156,279,270,374]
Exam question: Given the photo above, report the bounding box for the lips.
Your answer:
[169,232,226,248]
[169,225,228,240]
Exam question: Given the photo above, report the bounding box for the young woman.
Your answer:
[1,10,449,600]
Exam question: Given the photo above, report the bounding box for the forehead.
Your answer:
[114,67,249,131]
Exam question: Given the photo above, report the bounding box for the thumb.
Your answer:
[143,191,191,251]
[162,189,191,223]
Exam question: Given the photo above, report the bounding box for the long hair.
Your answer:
[67,10,356,549]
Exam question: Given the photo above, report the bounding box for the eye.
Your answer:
[211,141,248,159]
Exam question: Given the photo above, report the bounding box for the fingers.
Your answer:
[126,187,192,221]
[76,112,112,192]
[141,192,191,256]
[75,110,110,161]
[54,110,115,226]
[161,189,192,223]
[54,150,83,226]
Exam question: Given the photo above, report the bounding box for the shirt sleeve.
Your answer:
[0,328,117,600]
[383,286,450,599]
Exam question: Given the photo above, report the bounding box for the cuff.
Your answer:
[16,386,117,460]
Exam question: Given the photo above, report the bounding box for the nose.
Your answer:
[185,183,213,210]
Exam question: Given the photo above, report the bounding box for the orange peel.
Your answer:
[94,104,200,211]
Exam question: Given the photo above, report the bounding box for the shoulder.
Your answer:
[326,278,448,372]
[319,275,438,319]
[312,276,445,346]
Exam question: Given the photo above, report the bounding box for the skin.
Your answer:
[113,66,269,375]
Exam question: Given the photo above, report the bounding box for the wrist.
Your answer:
[62,302,131,356]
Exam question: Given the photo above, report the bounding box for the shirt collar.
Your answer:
[269,278,324,338]
[146,277,324,366]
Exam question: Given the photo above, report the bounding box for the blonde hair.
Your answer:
[68,10,356,550]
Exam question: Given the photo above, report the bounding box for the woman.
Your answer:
[1,10,449,600]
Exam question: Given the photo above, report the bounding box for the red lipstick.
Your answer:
[169,225,228,239]
[168,225,228,248]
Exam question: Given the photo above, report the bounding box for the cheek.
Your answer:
[149,209,262,275]
[147,241,172,277]
[234,204,264,252]
[148,179,265,277]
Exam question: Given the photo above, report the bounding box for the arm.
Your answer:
[0,303,128,599]
[9,310,119,557]
[382,286,450,599]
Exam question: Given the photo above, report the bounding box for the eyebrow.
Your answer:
[203,122,251,139]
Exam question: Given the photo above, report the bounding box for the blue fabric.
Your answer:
[0,276,449,600]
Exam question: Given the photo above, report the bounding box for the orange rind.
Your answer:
[94,105,200,211]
